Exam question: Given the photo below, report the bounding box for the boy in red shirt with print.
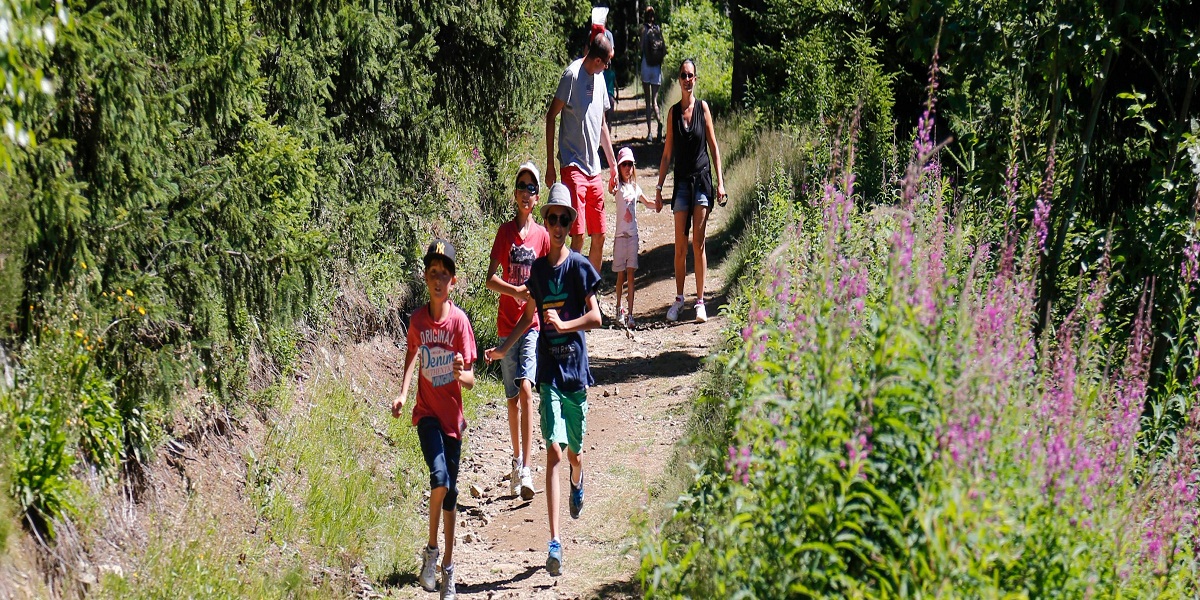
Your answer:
[392,239,476,600]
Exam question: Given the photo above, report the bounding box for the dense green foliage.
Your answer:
[0,0,584,540]
[643,110,1200,597]
[642,1,1200,595]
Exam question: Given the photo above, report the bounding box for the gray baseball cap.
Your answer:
[540,182,577,222]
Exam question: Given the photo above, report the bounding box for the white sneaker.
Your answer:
[616,307,628,328]
[666,297,685,322]
[440,563,456,600]
[695,302,708,323]
[626,313,636,328]
[509,457,521,496]
[419,546,439,592]
[519,466,535,501]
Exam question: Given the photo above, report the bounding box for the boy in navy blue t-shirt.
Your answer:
[489,182,601,576]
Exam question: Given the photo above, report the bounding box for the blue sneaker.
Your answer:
[546,539,563,576]
[569,468,584,519]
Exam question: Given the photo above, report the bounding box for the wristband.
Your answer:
[656,184,663,191]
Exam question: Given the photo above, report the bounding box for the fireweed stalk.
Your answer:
[642,75,1198,599]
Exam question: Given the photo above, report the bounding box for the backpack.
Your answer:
[645,25,666,67]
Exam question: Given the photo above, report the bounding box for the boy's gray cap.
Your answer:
[516,161,541,189]
[541,182,577,221]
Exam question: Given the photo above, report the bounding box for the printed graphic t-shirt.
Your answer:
[490,220,551,337]
[407,303,477,439]
[555,58,611,177]
[614,182,645,238]
[528,251,602,392]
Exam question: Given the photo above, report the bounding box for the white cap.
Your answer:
[515,161,541,189]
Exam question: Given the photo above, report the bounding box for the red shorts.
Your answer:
[562,166,606,236]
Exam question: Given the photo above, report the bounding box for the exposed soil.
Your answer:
[389,86,734,599]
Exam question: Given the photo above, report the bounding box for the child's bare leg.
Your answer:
[442,507,456,567]
[518,380,534,466]
[428,487,447,548]
[615,271,626,313]
[567,448,583,486]
[625,268,636,314]
[546,442,563,540]
[507,396,520,462]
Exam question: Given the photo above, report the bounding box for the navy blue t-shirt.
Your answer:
[528,250,602,392]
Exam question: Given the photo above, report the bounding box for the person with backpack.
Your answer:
[640,6,666,141]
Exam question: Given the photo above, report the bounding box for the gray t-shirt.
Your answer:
[555,58,610,177]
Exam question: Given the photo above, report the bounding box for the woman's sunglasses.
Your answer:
[515,182,540,195]
[545,212,574,228]
[680,72,696,81]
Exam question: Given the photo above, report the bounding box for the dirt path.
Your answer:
[394,85,731,599]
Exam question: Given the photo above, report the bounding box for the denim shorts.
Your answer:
[417,417,461,512]
[499,329,538,399]
[672,178,711,213]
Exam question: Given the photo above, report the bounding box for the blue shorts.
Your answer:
[417,417,461,512]
[672,178,711,213]
[499,329,538,399]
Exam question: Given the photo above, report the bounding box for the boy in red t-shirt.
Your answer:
[392,239,477,599]
[485,162,550,501]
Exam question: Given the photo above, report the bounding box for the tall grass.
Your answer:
[93,374,500,596]
[641,94,1200,596]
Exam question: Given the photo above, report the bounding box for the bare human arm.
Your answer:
[600,110,618,193]
[702,100,726,200]
[484,300,536,363]
[546,97,565,185]
[452,353,475,390]
[392,344,420,418]
[654,104,675,212]
[486,256,531,303]
[543,292,602,334]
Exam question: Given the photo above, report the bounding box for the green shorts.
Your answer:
[539,384,588,455]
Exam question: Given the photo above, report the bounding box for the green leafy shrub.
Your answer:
[660,0,732,114]
[642,95,1200,596]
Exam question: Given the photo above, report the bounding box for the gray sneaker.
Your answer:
[509,456,521,496]
[440,563,456,600]
[419,545,439,592]
[666,297,685,322]
[519,466,535,501]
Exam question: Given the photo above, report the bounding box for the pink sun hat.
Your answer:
[617,146,635,167]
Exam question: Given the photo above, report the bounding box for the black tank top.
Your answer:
[672,98,712,196]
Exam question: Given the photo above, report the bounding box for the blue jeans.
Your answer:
[417,417,461,511]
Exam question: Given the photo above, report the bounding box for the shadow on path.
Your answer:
[589,349,704,386]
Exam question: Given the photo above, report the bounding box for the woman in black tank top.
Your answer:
[653,58,727,324]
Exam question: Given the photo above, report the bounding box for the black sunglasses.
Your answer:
[545,212,574,228]
[680,72,696,81]
[515,182,540,195]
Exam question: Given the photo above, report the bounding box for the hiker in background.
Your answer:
[654,58,727,324]
[392,239,477,600]
[484,162,549,503]
[545,29,618,274]
[640,6,666,141]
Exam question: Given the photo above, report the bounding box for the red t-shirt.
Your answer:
[407,303,477,439]
[490,220,550,337]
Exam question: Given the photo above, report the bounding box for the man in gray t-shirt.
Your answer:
[545,31,617,273]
